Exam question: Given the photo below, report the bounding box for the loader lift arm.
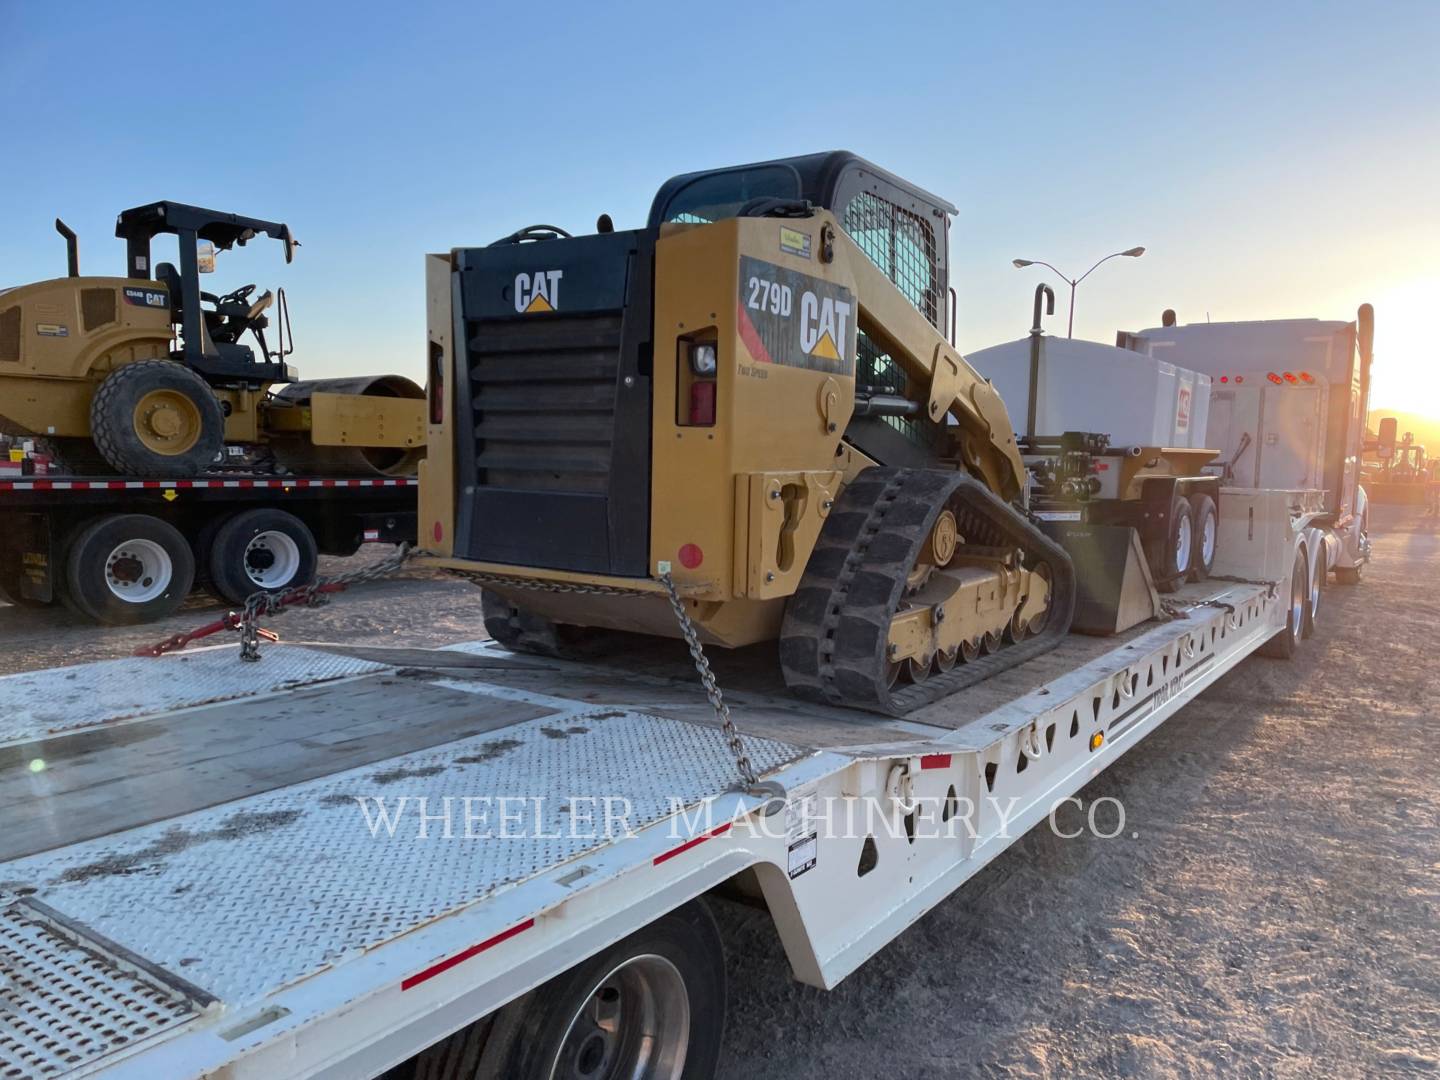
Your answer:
[837,225,1027,502]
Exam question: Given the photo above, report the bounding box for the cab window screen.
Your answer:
[842,190,940,327]
[661,166,800,224]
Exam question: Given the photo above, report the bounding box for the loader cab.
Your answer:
[650,151,956,334]
[114,202,297,387]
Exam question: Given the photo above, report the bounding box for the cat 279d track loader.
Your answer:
[420,152,1075,715]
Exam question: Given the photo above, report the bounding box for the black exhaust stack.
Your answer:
[55,219,79,277]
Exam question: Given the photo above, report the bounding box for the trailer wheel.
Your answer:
[208,509,318,605]
[1259,547,1307,659]
[1186,493,1218,582]
[65,514,194,624]
[90,360,225,477]
[418,900,725,1080]
[1303,546,1325,639]
[1156,494,1195,594]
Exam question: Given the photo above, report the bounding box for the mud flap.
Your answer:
[1040,522,1161,635]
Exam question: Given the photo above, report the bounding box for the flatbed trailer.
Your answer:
[0,489,1332,1079]
[0,473,417,624]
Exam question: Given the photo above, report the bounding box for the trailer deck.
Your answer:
[0,572,1285,1079]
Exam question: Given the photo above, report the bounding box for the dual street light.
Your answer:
[1012,247,1146,338]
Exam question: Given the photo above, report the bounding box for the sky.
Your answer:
[2,0,1437,413]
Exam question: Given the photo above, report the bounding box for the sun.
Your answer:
[1368,277,1440,418]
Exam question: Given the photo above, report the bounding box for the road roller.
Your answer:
[0,201,425,477]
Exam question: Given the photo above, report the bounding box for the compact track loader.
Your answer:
[420,152,1076,714]
[0,202,424,477]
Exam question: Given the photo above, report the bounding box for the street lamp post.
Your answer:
[1012,247,1146,338]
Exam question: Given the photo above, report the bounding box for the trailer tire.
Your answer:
[65,514,194,624]
[437,899,726,1080]
[1259,547,1307,659]
[1186,493,1218,582]
[1156,494,1195,594]
[208,509,318,605]
[90,360,225,477]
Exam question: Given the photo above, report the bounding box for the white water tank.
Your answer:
[967,335,1212,449]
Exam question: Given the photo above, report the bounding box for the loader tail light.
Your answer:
[427,341,444,425]
[689,380,716,426]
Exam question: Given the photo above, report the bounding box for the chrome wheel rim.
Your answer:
[1200,511,1216,567]
[104,538,171,603]
[243,530,302,589]
[1175,513,1194,576]
[1290,560,1305,640]
[548,954,690,1080]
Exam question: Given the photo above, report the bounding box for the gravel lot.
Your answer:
[2,506,1436,1078]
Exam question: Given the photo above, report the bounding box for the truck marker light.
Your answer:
[1267,372,1284,385]
[678,543,703,569]
[1299,372,1314,383]
[433,521,444,543]
[1283,372,1298,384]
[1220,376,1228,383]
[654,821,732,866]
[400,918,535,991]
[1235,375,1244,383]
[1089,732,1104,751]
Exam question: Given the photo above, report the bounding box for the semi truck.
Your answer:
[1117,306,1375,586]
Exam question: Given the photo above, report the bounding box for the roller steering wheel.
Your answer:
[199,283,256,308]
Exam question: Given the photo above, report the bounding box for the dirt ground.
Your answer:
[2,507,1436,1078]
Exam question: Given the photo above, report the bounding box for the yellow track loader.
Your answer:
[0,202,424,477]
[420,152,1076,714]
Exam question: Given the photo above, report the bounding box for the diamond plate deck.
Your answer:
[0,902,199,1079]
[0,645,387,749]
[0,709,805,1008]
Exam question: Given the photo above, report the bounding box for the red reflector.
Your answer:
[920,753,952,770]
[1235,375,1244,383]
[678,543,703,569]
[1219,376,1228,383]
[401,918,534,991]
[432,520,444,543]
[689,381,716,426]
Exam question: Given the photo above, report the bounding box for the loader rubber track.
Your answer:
[779,467,1077,716]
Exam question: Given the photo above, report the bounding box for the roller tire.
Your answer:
[90,360,225,477]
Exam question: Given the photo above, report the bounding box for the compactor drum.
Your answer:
[421,153,1075,715]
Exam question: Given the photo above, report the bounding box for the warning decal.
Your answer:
[737,256,855,377]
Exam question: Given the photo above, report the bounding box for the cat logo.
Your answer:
[514,269,563,313]
[799,290,851,364]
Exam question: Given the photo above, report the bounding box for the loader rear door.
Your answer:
[451,230,655,576]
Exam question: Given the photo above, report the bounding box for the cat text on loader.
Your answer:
[0,202,425,477]
[420,153,1075,715]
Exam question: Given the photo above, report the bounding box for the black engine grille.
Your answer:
[468,314,623,494]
